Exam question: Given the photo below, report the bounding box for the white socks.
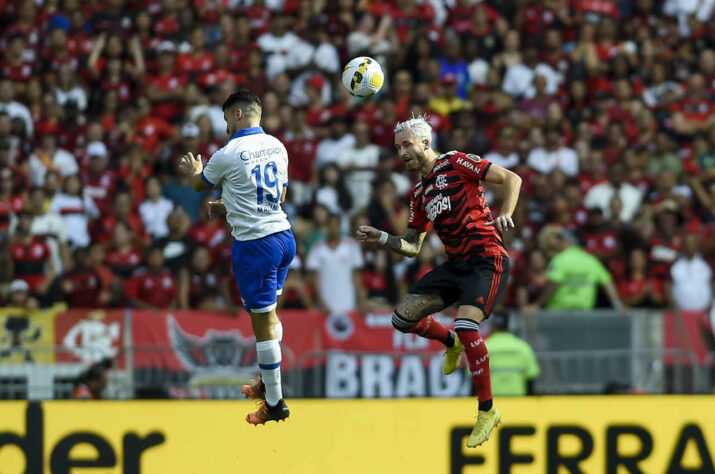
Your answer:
[274,321,283,342]
[256,339,282,406]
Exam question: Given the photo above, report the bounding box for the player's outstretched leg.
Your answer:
[455,315,500,447]
[241,321,283,400]
[393,294,464,374]
[246,312,289,425]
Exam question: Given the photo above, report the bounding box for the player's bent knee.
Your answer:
[456,305,486,323]
[391,310,418,333]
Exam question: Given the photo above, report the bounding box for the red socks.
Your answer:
[455,318,493,408]
[392,313,454,347]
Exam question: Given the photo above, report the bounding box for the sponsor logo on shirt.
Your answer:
[239,147,283,162]
[426,193,451,222]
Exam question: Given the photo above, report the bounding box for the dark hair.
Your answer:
[221,90,262,114]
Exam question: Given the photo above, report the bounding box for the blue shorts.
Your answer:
[231,230,296,313]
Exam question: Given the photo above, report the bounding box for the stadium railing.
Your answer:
[0,310,711,399]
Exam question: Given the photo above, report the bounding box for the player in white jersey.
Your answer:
[179,91,295,424]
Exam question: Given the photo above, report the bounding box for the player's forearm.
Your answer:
[383,233,423,258]
[499,173,522,217]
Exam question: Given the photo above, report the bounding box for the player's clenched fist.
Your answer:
[485,215,515,232]
[179,152,203,175]
[356,225,381,243]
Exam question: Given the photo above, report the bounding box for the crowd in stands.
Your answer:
[0,0,713,317]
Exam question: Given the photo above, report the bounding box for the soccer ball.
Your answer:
[342,57,384,98]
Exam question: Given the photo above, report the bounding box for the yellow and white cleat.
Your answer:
[466,406,502,448]
[442,335,464,375]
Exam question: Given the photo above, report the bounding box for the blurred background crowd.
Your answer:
[0,0,713,319]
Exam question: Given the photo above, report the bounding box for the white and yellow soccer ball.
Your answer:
[341,56,384,98]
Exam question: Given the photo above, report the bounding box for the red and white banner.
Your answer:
[54,309,126,369]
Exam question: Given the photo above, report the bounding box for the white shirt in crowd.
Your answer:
[502,63,561,99]
[306,237,364,314]
[316,134,356,169]
[257,31,303,79]
[55,87,88,110]
[484,150,519,169]
[189,104,225,137]
[584,182,644,223]
[0,100,34,136]
[527,146,579,176]
[28,148,79,186]
[336,144,380,212]
[139,197,175,240]
[31,211,68,275]
[670,254,713,311]
[201,127,290,241]
[50,192,100,248]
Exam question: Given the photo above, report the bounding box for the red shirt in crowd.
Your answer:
[105,245,144,278]
[65,270,105,307]
[0,59,34,83]
[282,135,318,184]
[0,195,24,231]
[647,236,682,281]
[125,270,178,308]
[11,236,51,292]
[187,219,226,249]
[94,214,147,245]
[187,270,220,308]
[82,169,118,215]
[177,52,215,75]
[130,116,175,156]
[144,73,189,122]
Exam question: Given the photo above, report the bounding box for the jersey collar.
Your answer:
[228,126,264,142]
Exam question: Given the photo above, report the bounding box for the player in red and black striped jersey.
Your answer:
[357,116,522,448]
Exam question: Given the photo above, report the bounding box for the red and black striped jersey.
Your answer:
[408,151,506,262]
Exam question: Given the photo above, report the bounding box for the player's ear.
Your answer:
[423,138,430,150]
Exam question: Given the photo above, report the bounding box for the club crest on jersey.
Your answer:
[425,193,451,222]
[435,174,448,189]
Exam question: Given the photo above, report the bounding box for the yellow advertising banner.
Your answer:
[0,396,713,474]
[0,305,62,364]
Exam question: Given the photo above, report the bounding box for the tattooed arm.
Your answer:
[355,225,426,258]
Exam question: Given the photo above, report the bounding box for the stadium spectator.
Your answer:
[50,174,100,249]
[139,176,174,240]
[484,126,519,169]
[306,213,366,314]
[0,78,33,137]
[10,210,55,301]
[337,122,381,213]
[154,209,194,273]
[486,313,540,396]
[618,248,666,308]
[26,186,70,276]
[105,221,143,279]
[315,115,355,169]
[584,163,643,223]
[62,247,111,308]
[28,125,79,187]
[527,124,579,176]
[178,246,221,310]
[125,245,179,311]
[668,233,713,311]
[516,249,550,312]
[535,226,624,311]
[73,358,113,400]
[4,279,39,310]
[81,141,117,216]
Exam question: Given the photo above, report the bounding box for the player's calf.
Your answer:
[391,311,456,348]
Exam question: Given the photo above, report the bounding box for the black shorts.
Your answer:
[409,254,510,316]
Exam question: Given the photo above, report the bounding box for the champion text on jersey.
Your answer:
[240,147,283,163]
[426,194,451,222]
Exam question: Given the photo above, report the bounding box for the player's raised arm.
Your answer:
[178,151,211,191]
[355,225,426,258]
[484,163,522,233]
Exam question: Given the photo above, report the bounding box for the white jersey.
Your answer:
[201,127,291,241]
